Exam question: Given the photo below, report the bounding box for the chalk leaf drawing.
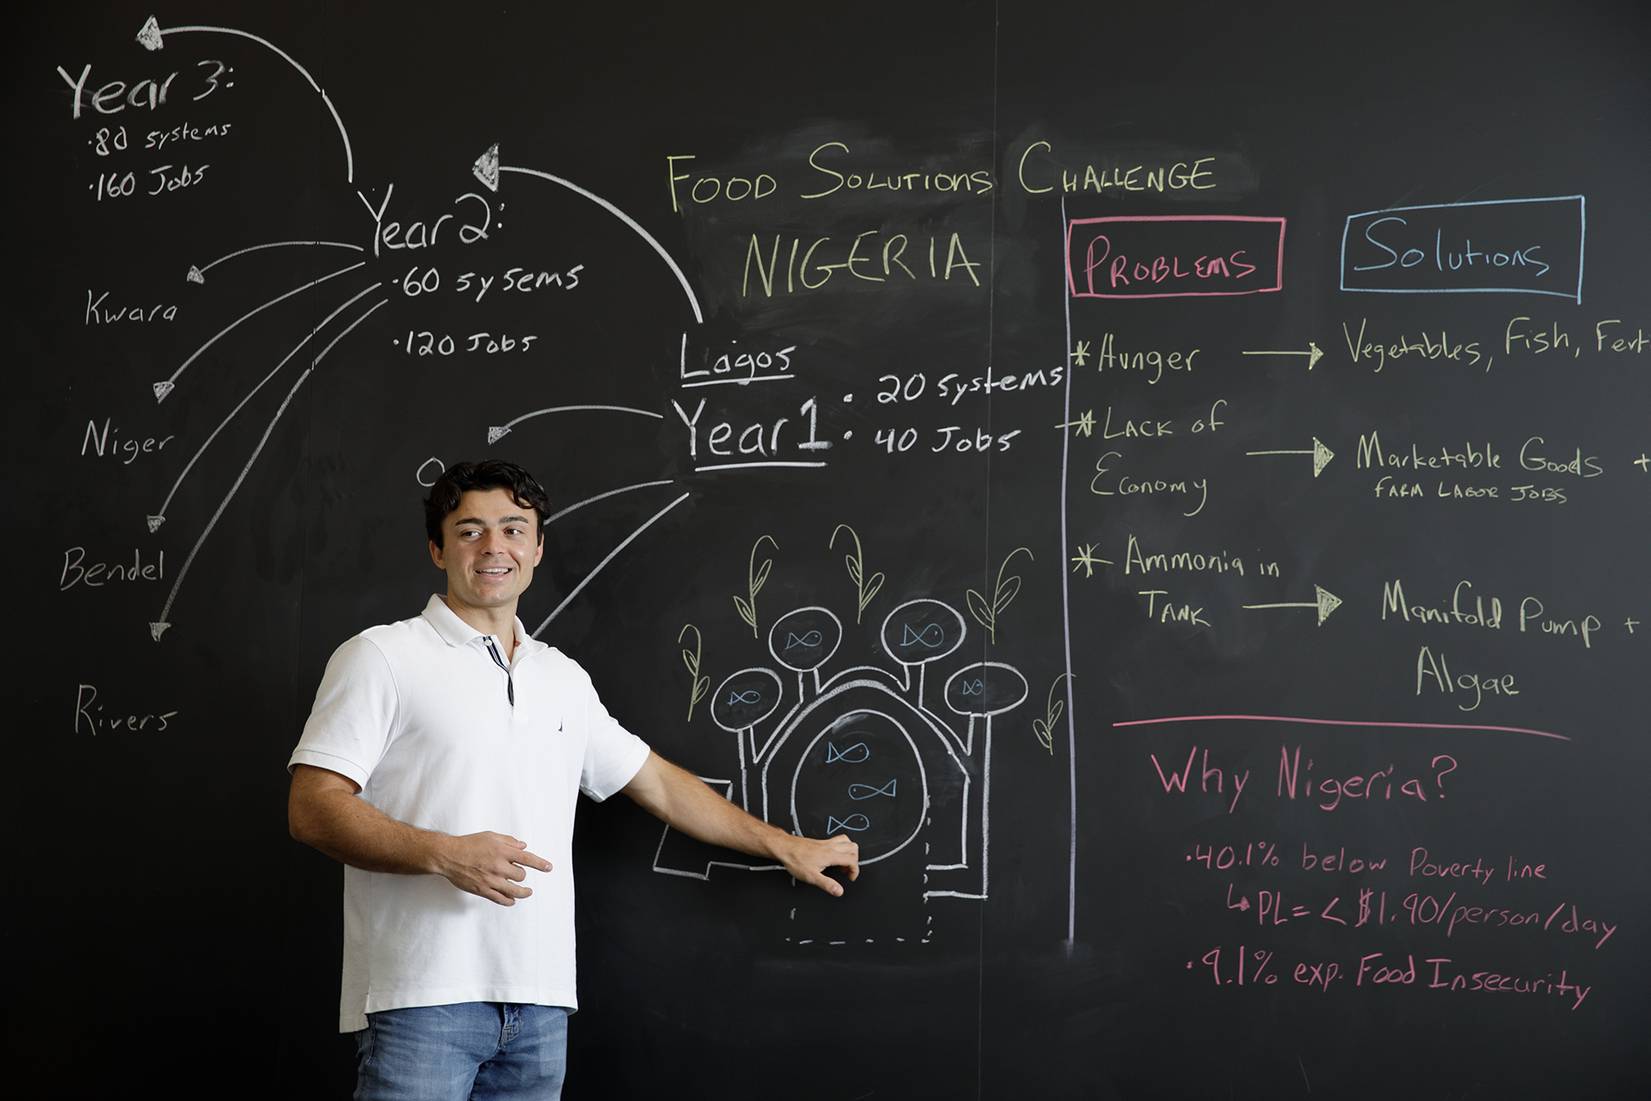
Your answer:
[966,546,1033,644]
[829,523,884,624]
[733,534,778,638]
[678,623,711,722]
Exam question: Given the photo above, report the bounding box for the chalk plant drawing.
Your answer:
[677,624,710,722]
[829,523,884,624]
[733,535,778,638]
[653,526,1030,929]
[1032,673,1072,755]
[966,546,1034,644]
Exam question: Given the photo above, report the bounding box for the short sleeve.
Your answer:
[288,635,399,789]
[576,670,651,802]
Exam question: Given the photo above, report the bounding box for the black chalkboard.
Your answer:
[11,2,1651,1097]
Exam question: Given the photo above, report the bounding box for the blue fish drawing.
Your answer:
[901,622,945,648]
[726,689,763,705]
[826,814,871,833]
[848,779,897,801]
[824,741,871,764]
[784,629,824,650]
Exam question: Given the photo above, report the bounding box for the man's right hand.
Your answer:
[431,832,553,906]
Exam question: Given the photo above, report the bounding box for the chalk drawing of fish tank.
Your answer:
[652,596,1027,936]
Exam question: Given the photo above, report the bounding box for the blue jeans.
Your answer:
[353,1003,569,1101]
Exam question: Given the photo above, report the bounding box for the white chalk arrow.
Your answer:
[487,404,663,444]
[138,16,356,181]
[186,240,363,284]
[1242,342,1324,370]
[544,480,676,525]
[531,492,692,637]
[1245,437,1335,477]
[154,260,366,402]
[472,143,500,192]
[479,146,704,324]
[151,298,386,640]
[1242,585,1343,626]
[149,282,382,533]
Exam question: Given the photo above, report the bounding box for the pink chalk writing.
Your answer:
[1191,946,1595,1009]
[1145,744,1458,812]
[1066,215,1285,299]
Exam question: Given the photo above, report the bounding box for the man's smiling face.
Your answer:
[429,487,545,619]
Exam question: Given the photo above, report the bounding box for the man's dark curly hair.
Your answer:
[423,460,552,547]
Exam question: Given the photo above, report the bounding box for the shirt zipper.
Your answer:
[483,637,515,707]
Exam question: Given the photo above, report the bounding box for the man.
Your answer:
[288,460,858,1100]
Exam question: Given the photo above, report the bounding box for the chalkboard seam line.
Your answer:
[1112,714,1569,742]
[152,280,383,526]
[1058,195,1078,951]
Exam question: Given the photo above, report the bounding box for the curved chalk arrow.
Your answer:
[154,261,366,402]
[187,240,364,284]
[473,144,704,324]
[138,16,356,182]
[151,298,387,640]
[149,281,383,532]
[488,404,663,444]
[544,480,675,525]
[530,492,692,637]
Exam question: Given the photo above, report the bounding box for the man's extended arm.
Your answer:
[621,751,860,896]
[287,764,552,906]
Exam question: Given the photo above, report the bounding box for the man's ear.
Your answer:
[429,539,445,569]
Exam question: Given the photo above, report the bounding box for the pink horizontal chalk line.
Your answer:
[1112,713,1570,742]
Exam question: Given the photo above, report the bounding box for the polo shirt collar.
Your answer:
[420,594,544,656]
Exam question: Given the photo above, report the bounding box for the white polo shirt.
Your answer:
[289,595,651,1032]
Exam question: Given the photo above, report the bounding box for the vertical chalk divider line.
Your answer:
[1058,194,1078,951]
